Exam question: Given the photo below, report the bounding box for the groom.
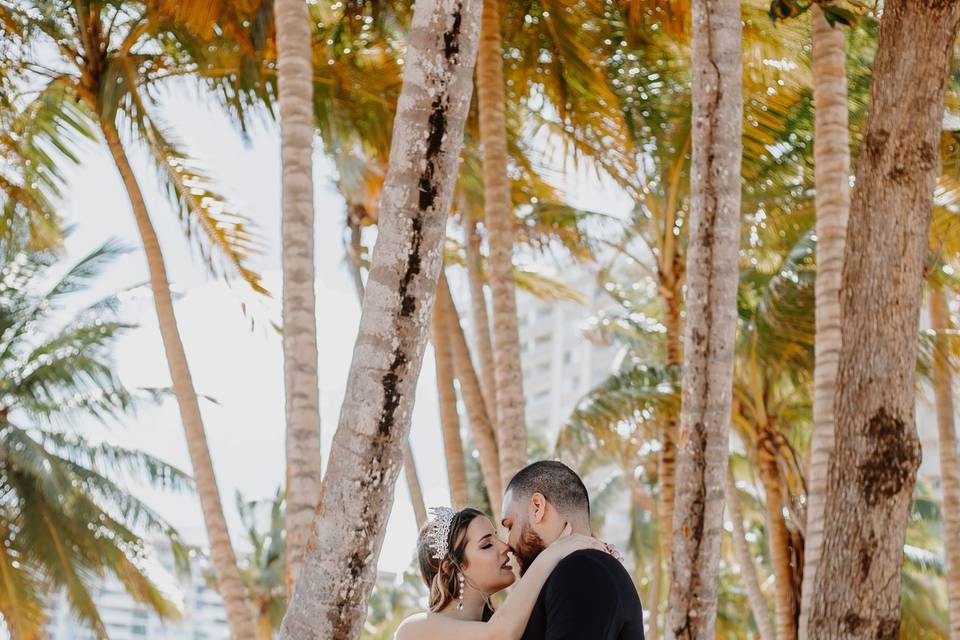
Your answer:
[500,460,645,639]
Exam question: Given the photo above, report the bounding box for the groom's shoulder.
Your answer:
[549,549,630,587]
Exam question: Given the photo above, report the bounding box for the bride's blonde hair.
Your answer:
[416,507,492,615]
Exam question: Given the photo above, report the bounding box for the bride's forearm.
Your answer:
[485,552,561,639]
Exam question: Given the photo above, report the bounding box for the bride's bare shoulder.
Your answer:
[394,612,430,640]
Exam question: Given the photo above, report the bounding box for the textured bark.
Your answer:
[276,0,322,596]
[808,2,960,637]
[101,122,256,640]
[726,465,774,640]
[653,279,683,638]
[345,201,435,537]
[346,210,367,301]
[798,7,850,638]
[432,293,470,508]
[403,439,429,530]
[437,271,503,517]
[476,0,527,487]
[464,214,498,424]
[277,2,481,637]
[347,223,430,534]
[758,438,797,640]
[930,286,960,640]
[666,0,742,637]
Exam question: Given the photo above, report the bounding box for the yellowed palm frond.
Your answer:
[0,524,45,640]
[514,267,587,303]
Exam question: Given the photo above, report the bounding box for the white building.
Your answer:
[42,541,229,640]
[513,268,620,447]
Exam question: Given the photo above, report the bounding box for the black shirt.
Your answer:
[520,549,645,640]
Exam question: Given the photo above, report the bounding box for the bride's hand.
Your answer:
[543,523,618,561]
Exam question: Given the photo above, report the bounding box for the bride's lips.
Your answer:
[500,560,513,570]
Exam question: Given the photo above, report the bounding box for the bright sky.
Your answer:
[58,85,630,576]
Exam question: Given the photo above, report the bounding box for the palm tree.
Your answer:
[0,80,74,250]
[437,271,503,517]
[235,489,287,640]
[463,213,497,423]
[809,1,960,635]
[0,3,269,636]
[667,2,743,639]
[726,464,775,640]
[330,69,603,524]
[431,291,470,509]
[473,0,631,487]
[902,484,952,639]
[402,441,429,529]
[0,240,191,638]
[792,5,853,637]
[342,191,431,534]
[275,0,323,596]
[277,0,482,636]
[928,282,960,640]
[575,7,810,631]
[475,0,527,487]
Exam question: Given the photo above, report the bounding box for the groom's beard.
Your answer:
[515,525,547,576]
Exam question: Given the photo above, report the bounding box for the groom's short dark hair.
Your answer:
[506,460,590,518]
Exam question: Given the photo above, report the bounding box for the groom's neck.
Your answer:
[568,520,591,536]
[550,514,591,538]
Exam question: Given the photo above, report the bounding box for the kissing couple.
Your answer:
[396,460,645,640]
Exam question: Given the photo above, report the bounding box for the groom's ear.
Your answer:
[530,492,548,524]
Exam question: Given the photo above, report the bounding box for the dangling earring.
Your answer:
[457,573,465,611]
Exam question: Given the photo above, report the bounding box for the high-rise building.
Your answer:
[513,269,620,446]
[41,540,229,640]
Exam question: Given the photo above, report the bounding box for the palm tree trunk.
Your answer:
[726,464,774,640]
[666,0,742,637]
[100,121,257,640]
[930,285,960,640]
[476,0,527,487]
[464,213,498,424]
[808,3,960,637]
[257,609,274,640]
[758,439,797,640]
[346,209,367,302]
[277,2,482,636]
[276,0,322,596]
[403,440,429,530]
[648,530,662,640]
[345,215,430,531]
[437,271,503,516]
[432,293,470,508]
[654,279,682,637]
[798,7,850,638]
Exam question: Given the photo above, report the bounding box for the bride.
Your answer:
[395,506,612,639]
